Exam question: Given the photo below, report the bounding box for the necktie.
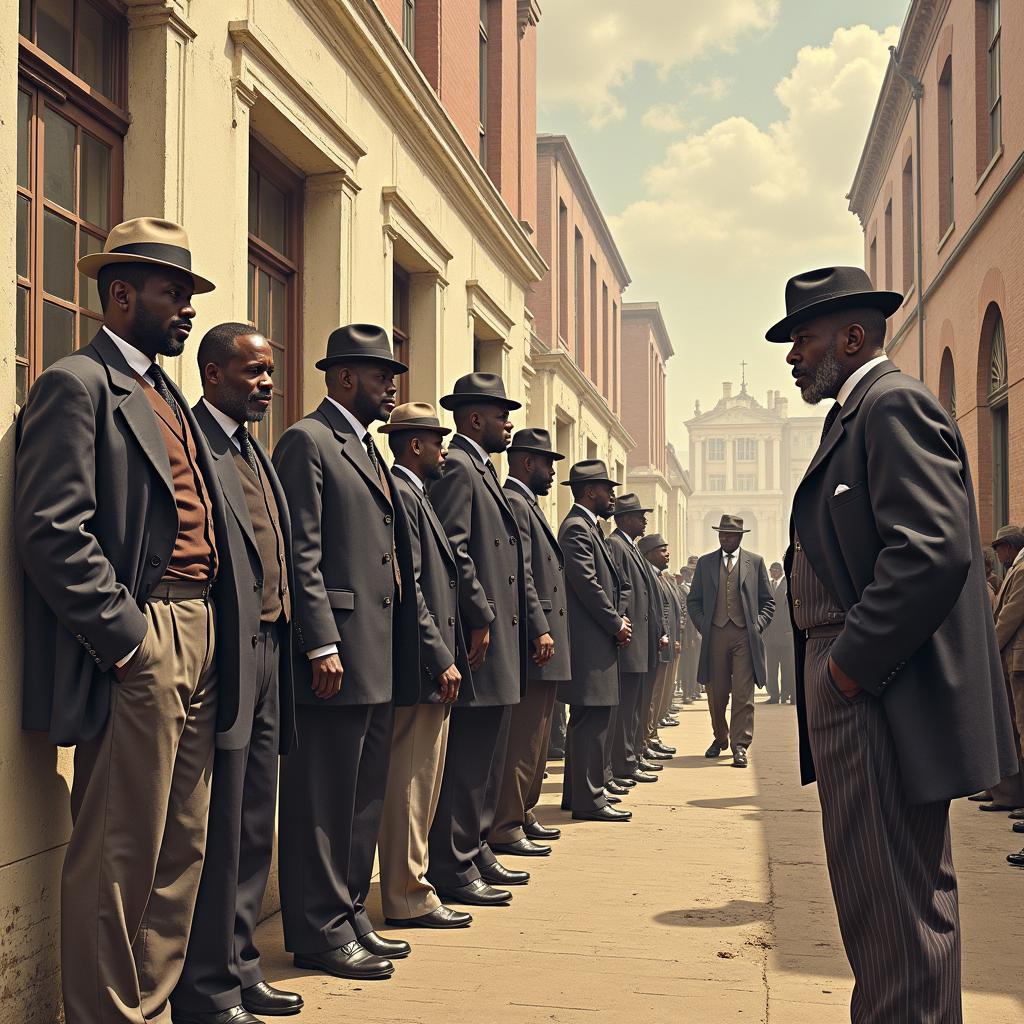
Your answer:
[821,402,841,442]
[235,425,259,476]
[726,553,734,574]
[148,363,182,428]
[364,434,381,473]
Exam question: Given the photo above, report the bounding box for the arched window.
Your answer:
[938,347,957,418]
[989,313,1009,528]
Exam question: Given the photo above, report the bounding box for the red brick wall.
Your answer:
[620,317,654,466]
[527,149,556,346]
[437,0,481,155]
[518,19,538,228]
[377,0,405,38]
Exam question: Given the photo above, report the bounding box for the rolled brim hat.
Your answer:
[439,371,522,411]
[315,323,408,373]
[638,533,669,555]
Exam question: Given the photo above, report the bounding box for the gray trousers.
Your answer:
[707,621,755,751]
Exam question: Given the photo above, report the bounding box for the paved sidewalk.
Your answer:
[254,697,1024,1023]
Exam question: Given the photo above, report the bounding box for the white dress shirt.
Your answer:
[392,463,424,492]
[104,326,156,384]
[455,432,491,466]
[504,476,534,500]
[836,354,889,406]
[572,502,599,526]
[201,397,244,451]
[721,547,742,572]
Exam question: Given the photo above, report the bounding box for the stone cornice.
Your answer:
[124,0,196,41]
[517,0,542,36]
[466,279,516,338]
[622,301,673,361]
[383,185,454,274]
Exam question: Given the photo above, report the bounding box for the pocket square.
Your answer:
[833,484,851,496]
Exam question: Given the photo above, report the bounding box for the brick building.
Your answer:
[849,0,1023,537]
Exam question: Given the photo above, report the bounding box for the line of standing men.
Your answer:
[15,217,684,1024]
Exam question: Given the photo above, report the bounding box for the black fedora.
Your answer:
[613,492,653,517]
[439,372,522,411]
[765,266,903,343]
[507,427,565,461]
[560,459,621,487]
[315,323,408,373]
[638,533,669,555]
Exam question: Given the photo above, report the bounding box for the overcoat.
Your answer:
[428,435,527,706]
[192,400,296,751]
[272,399,419,707]
[687,548,774,686]
[392,470,474,703]
[762,577,794,646]
[504,481,571,682]
[556,508,623,707]
[993,558,1024,675]
[785,360,1016,803]
[15,331,239,746]
[608,529,661,675]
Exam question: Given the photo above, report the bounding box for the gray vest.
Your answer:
[712,555,744,628]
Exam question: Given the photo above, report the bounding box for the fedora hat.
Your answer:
[378,401,451,435]
[507,427,565,461]
[711,514,749,534]
[991,524,1024,547]
[765,266,902,343]
[613,492,653,517]
[638,533,669,555]
[315,323,408,373]
[77,217,216,293]
[560,459,621,487]
[686,555,699,568]
[439,372,522,411]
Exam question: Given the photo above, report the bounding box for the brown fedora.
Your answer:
[711,514,749,534]
[77,217,215,293]
[378,401,451,435]
[765,266,902,343]
[507,427,565,461]
[439,372,522,411]
[315,324,407,373]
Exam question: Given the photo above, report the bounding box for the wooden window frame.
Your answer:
[402,0,416,52]
[478,0,489,164]
[393,265,411,405]
[987,0,1002,160]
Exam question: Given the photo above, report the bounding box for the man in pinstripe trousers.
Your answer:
[767,267,1017,1023]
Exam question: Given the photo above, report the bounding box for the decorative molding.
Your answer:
[467,280,516,339]
[124,0,197,41]
[621,301,673,360]
[517,0,542,36]
[382,186,453,275]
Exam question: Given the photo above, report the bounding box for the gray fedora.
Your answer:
[560,459,621,487]
[711,514,749,534]
[315,323,408,373]
[765,266,903,343]
[507,427,565,461]
[991,524,1024,548]
[638,533,669,555]
[439,372,522,411]
[613,492,653,517]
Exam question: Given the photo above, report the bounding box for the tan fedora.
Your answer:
[77,217,216,293]
[378,401,451,436]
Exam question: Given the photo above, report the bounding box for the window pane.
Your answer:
[16,362,28,408]
[17,195,31,279]
[43,210,76,299]
[80,132,111,228]
[272,393,285,448]
[19,0,30,38]
[247,261,255,322]
[42,300,75,369]
[257,177,287,254]
[44,107,76,211]
[17,286,29,360]
[80,312,101,346]
[17,90,30,188]
[272,340,287,393]
[270,275,286,346]
[257,270,271,335]
[248,169,258,236]
[79,231,104,312]
[78,1,115,97]
[37,0,74,69]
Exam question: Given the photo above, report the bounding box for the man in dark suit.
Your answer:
[687,515,774,768]
[642,536,685,746]
[427,374,529,905]
[173,324,301,1024]
[767,265,1016,1022]
[490,428,568,857]
[763,562,796,705]
[557,461,633,822]
[16,218,231,1024]
[273,325,420,981]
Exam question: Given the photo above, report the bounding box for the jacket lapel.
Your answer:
[452,435,515,523]
[316,398,389,504]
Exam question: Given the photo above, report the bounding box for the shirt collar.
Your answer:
[613,526,637,546]
[722,547,741,561]
[326,395,370,442]
[393,464,425,492]
[455,433,491,466]
[104,326,155,383]
[836,355,889,407]
[201,397,244,450]
[505,476,535,500]
[572,502,598,526]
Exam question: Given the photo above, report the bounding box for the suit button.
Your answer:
[449,579,457,589]
[494,539,501,547]
[509,536,517,545]
[384,515,393,525]
[559,609,565,616]
[795,541,802,551]
[383,597,392,607]
[558,566,563,572]
[512,615,519,625]
[251,634,258,647]
[150,555,161,567]
[509,575,516,584]
[793,598,802,608]
[553,585,558,593]
[448,616,456,626]
[383,553,392,563]
[254,581,261,591]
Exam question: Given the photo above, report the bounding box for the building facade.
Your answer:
[3,1,546,1019]
[685,381,824,563]
[849,0,1023,538]
[665,442,693,567]
[526,133,633,526]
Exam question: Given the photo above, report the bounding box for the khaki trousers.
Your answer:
[62,596,217,1024]
[646,661,671,742]
[378,703,450,920]
[491,680,558,843]
[707,621,755,752]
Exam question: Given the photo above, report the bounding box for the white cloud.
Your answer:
[537,0,779,127]
[692,75,734,101]
[642,102,690,134]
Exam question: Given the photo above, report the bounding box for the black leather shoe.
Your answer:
[644,747,672,760]
[661,716,680,726]
[980,802,1019,812]
[613,776,637,788]
[548,748,565,760]
[490,837,551,857]
[436,878,512,905]
[525,821,561,841]
[1006,848,1024,866]
[732,746,749,768]
[604,792,622,804]
[172,1007,263,1024]
[385,906,472,928]
[359,930,411,959]
[631,770,658,783]
[1012,821,1024,834]
[650,740,676,755]
[705,741,725,758]
[638,759,663,772]
[294,941,394,980]
[241,981,303,1017]
[605,779,630,795]
[967,791,992,801]
[573,805,632,822]
[480,862,530,886]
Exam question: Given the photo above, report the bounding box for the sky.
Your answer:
[536,0,910,456]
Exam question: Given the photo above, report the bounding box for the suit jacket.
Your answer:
[503,481,571,682]
[272,398,419,707]
[994,559,1024,676]
[608,530,661,675]
[681,582,700,650]
[193,401,296,751]
[762,577,794,645]
[786,359,1016,803]
[661,573,685,651]
[556,508,622,706]
[687,548,774,686]
[15,331,239,746]
[392,470,474,703]
[428,436,527,706]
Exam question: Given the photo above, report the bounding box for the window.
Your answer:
[478,0,489,164]
[16,0,126,406]
[573,230,583,364]
[402,0,415,51]
[883,200,893,291]
[901,156,914,291]
[939,347,957,418]
[707,438,725,462]
[708,475,726,492]
[735,438,757,462]
[868,236,877,288]
[588,257,597,377]
[393,266,410,404]
[989,312,1009,529]
[737,475,757,492]
[611,300,618,412]
[557,200,568,344]
[247,142,302,450]
[979,0,1002,166]
[601,281,609,394]
[938,58,954,235]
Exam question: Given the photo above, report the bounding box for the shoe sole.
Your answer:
[293,956,394,980]
[384,918,472,929]
[572,815,632,822]
[489,848,551,857]
[241,1007,304,1018]
[437,895,512,906]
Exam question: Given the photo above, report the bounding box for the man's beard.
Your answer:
[799,339,844,404]
[354,379,389,423]
[133,303,184,357]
